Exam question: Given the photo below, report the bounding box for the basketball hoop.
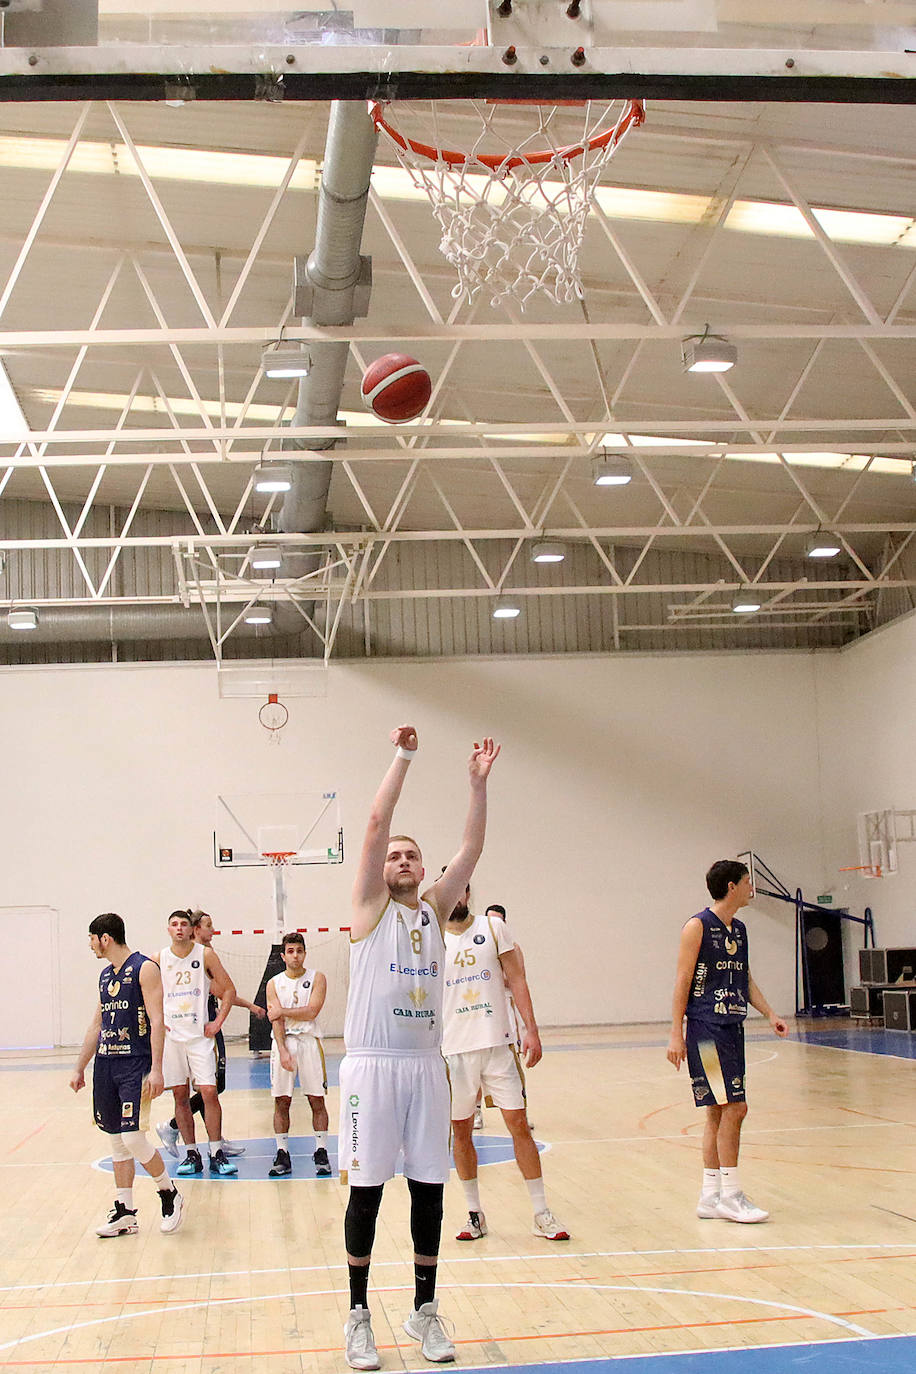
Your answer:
[258,692,288,745]
[840,864,883,879]
[370,97,645,309]
[263,851,295,869]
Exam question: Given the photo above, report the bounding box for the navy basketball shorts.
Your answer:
[685,1019,746,1107]
[93,1054,152,1134]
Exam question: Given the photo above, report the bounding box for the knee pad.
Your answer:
[121,1130,157,1166]
[407,1179,444,1256]
[345,1183,384,1259]
[109,1133,132,1161]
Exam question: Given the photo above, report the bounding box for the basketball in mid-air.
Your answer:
[361,353,432,424]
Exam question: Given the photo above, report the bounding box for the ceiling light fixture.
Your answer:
[250,545,282,571]
[805,531,841,559]
[7,606,38,631]
[253,464,293,494]
[492,596,521,620]
[682,326,738,374]
[261,347,311,380]
[592,455,633,486]
[244,604,273,625]
[532,541,566,563]
[731,590,761,614]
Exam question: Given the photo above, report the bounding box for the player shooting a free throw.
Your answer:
[339,724,500,1369]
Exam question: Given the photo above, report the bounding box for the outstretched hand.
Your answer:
[390,724,418,752]
[468,737,500,783]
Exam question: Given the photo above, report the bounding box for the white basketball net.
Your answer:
[371,99,645,310]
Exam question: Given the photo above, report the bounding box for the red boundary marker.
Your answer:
[214,926,352,936]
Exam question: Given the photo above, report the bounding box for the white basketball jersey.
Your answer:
[160,945,208,1042]
[442,913,516,1055]
[344,897,444,1054]
[269,968,323,1039]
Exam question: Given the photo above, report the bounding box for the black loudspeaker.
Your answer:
[801,910,846,1008]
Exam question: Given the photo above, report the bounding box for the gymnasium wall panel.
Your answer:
[1,651,822,1042]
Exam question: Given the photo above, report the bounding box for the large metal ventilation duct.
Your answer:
[275,101,377,602]
[0,606,268,644]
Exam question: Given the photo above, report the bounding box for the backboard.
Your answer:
[0,0,908,101]
[214,790,343,869]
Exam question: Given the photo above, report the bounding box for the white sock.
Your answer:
[116,1187,134,1209]
[314,1132,327,1150]
[276,1133,289,1152]
[526,1176,547,1215]
[155,1174,174,1192]
[719,1166,740,1197]
[462,1177,481,1212]
[701,1168,721,1199]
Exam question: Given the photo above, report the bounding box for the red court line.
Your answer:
[9,1251,916,1313]
[0,1307,885,1366]
[7,1124,46,1155]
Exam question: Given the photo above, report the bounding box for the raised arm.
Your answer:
[138,958,165,1100]
[351,724,418,938]
[424,737,500,930]
[666,918,703,1069]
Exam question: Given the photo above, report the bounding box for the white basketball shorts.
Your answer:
[162,1033,217,1089]
[270,1035,327,1098]
[338,1050,451,1187]
[446,1043,526,1119]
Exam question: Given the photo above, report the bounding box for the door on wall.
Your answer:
[0,908,60,1048]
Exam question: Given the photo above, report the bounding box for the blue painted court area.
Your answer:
[456,1334,916,1374]
[94,1131,539,1181]
[792,1024,916,1059]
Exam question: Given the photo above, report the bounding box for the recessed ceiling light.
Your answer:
[7,607,38,630]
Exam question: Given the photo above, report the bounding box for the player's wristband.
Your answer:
[396,745,415,761]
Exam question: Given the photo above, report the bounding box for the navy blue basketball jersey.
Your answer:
[97,951,152,1058]
[685,908,748,1024]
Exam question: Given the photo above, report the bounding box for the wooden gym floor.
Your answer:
[1,1023,916,1373]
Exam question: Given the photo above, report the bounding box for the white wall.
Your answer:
[2,652,822,1044]
[815,610,916,978]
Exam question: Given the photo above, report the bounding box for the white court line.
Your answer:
[550,1119,916,1145]
[1,1240,914,1295]
[0,1278,876,1356]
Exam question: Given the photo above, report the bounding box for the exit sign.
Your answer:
[817,894,833,905]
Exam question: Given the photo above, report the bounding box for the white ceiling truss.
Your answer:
[0,94,915,661]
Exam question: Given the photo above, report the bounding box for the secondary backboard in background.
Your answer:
[214,790,343,868]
